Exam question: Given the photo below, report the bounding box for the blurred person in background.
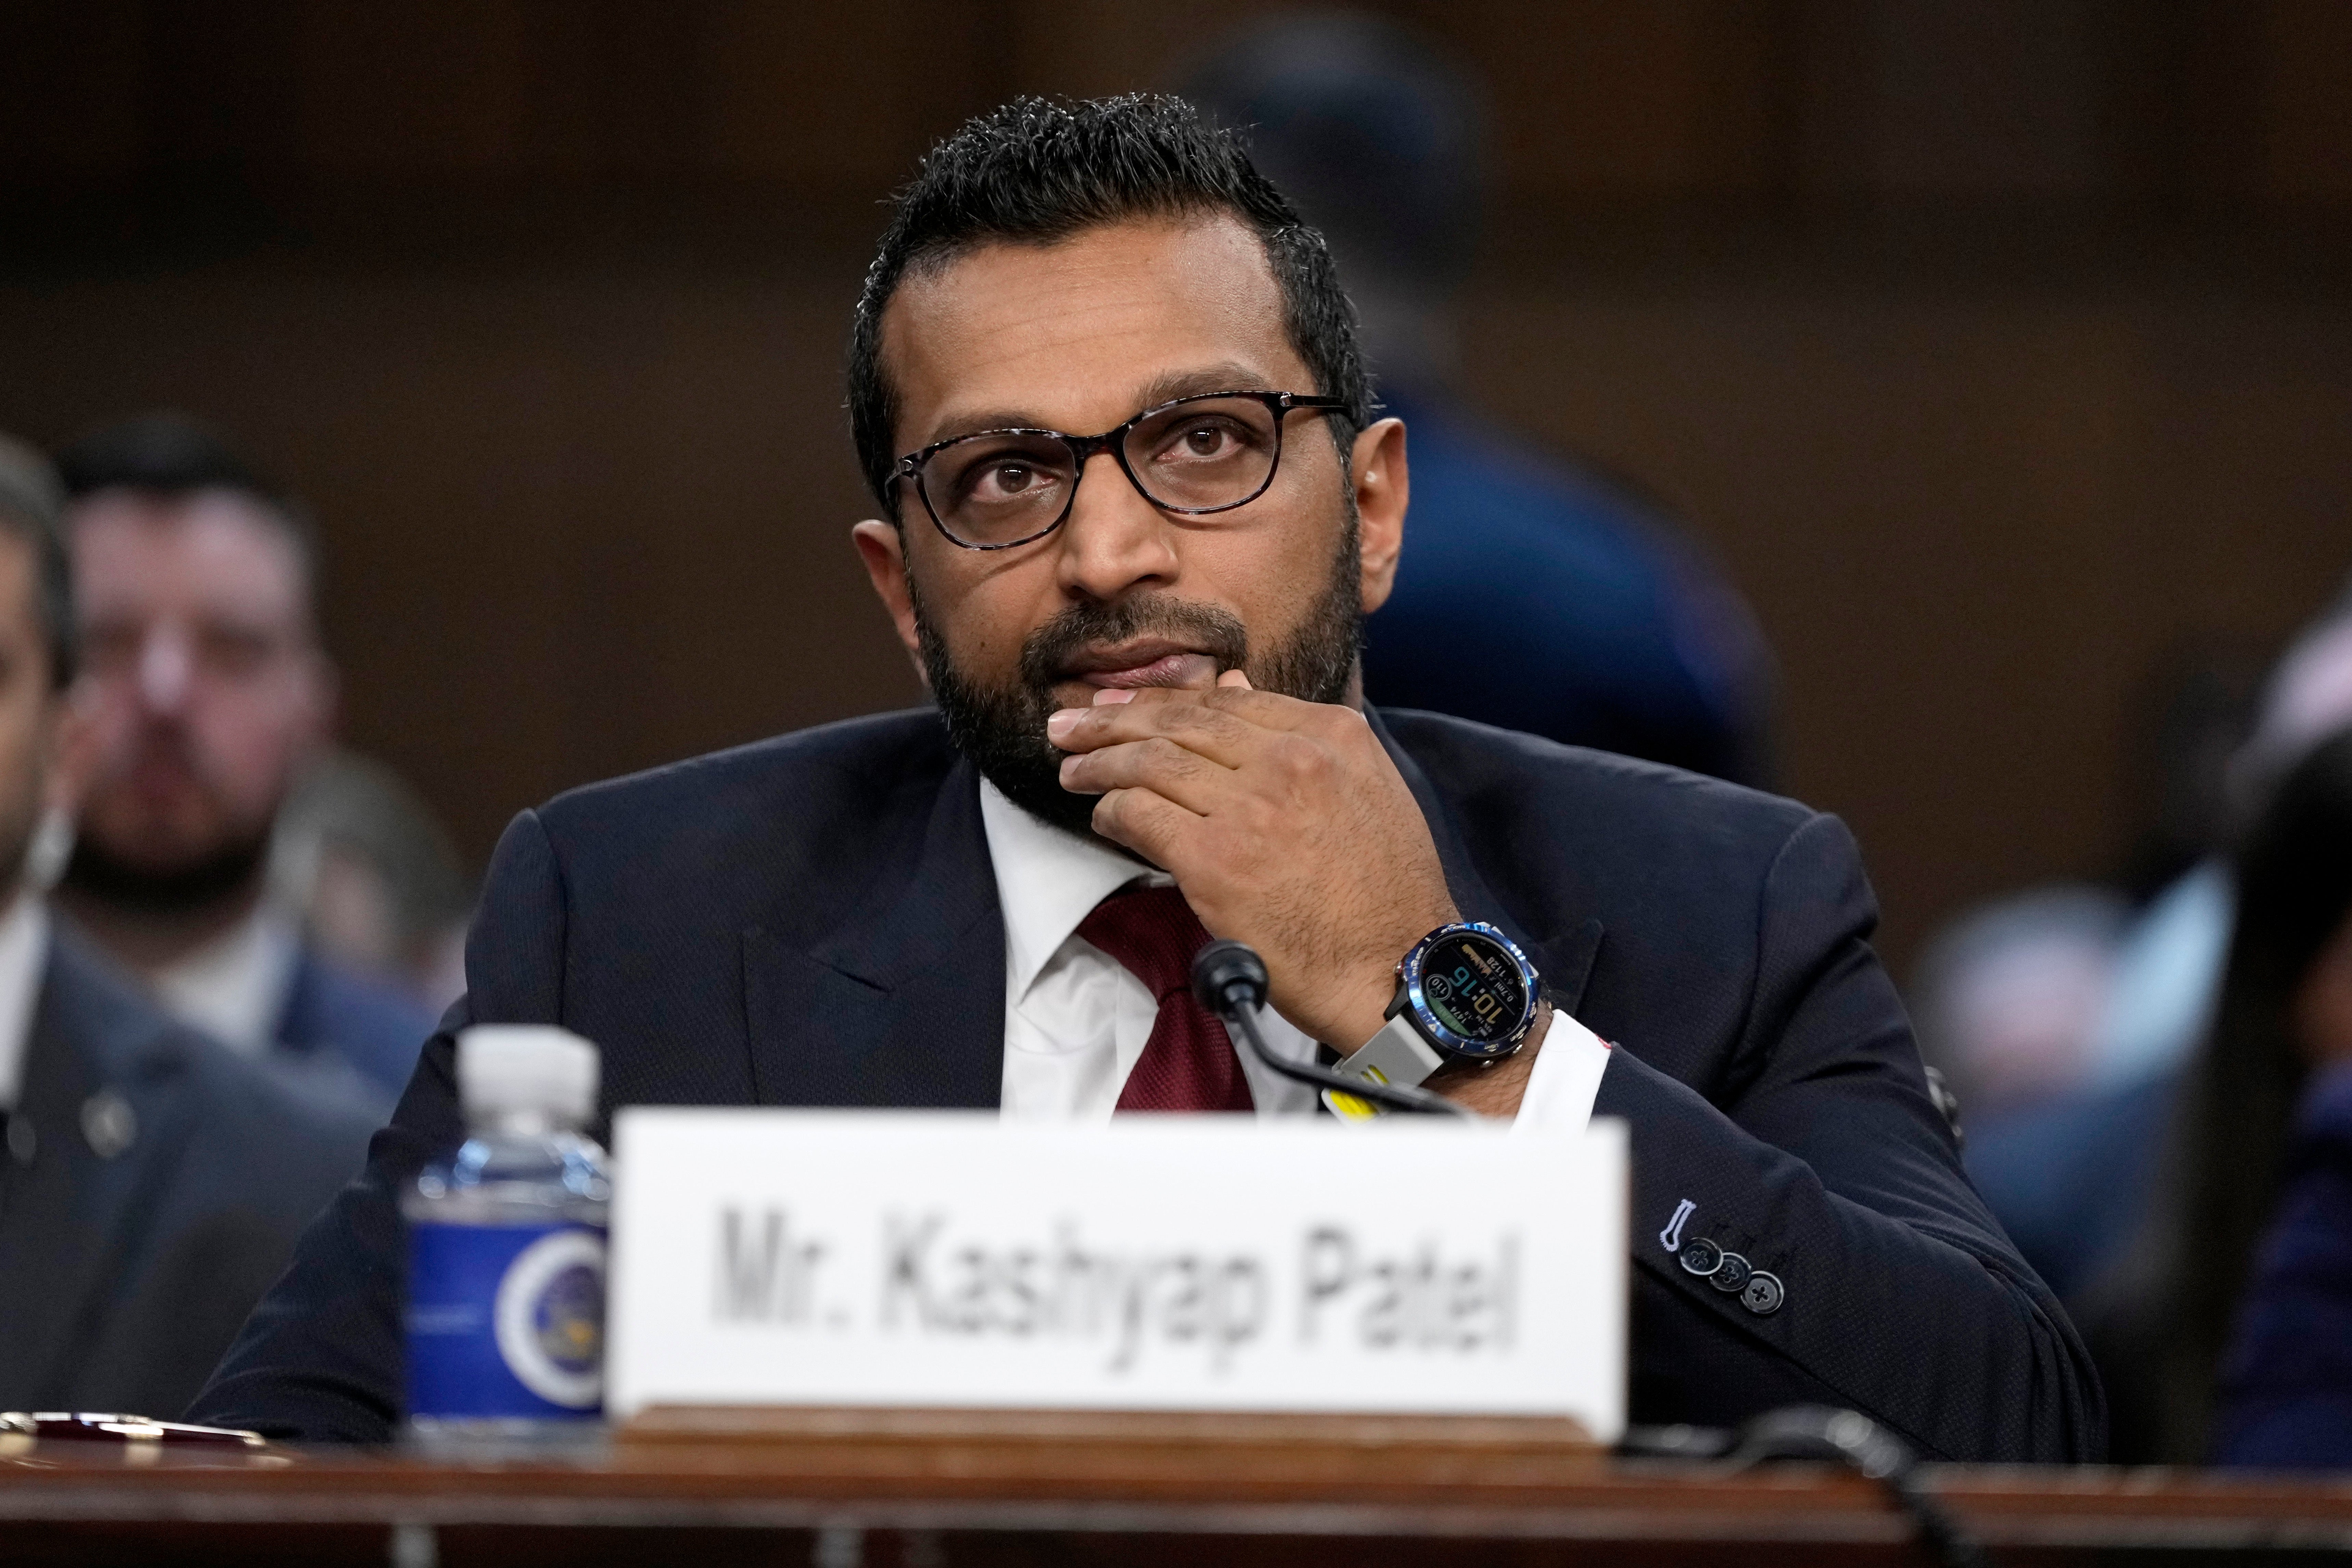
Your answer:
[271,748,473,1015]
[1908,886,2134,1298]
[51,415,435,1111]
[2089,606,2352,1106]
[1927,607,2352,1313]
[2086,727,2352,1464]
[1185,12,1775,785]
[2209,727,2352,1466]
[0,433,374,1417]
[1911,886,2131,1119]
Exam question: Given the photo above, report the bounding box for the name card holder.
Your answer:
[615,1403,1605,1497]
[608,1112,1626,1453]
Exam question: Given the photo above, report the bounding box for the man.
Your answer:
[1187,14,1776,786]
[0,434,376,1417]
[193,98,2100,1458]
[51,416,435,1108]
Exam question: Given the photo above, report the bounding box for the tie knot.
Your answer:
[1075,884,1208,1004]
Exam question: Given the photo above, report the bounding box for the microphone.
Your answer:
[1189,939,1475,1119]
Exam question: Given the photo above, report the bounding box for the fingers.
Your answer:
[1090,785,1200,869]
[1050,698,1259,767]
[1060,734,1231,814]
[1096,664,1248,700]
[1047,680,1332,761]
[1077,666,1247,706]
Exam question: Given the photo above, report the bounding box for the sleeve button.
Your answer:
[1741,1271,1785,1315]
[1709,1251,1752,1292]
[1678,1238,1723,1276]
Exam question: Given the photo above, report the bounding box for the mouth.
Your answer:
[1056,639,1222,690]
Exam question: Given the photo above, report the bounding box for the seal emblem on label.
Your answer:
[492,1228,606,1408]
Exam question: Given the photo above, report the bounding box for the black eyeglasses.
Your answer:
[890,390,1351,551]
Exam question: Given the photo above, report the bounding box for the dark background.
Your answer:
[5,0,2352,969]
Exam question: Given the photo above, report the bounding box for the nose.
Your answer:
[1054,447,1180,603]
[135,626,194,714]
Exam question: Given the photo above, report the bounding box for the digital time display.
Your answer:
[1416,931,1531,1045]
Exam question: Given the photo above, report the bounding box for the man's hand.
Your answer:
[1048,673,1457,1051]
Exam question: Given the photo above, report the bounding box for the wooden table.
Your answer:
[4,1408,2350,1565]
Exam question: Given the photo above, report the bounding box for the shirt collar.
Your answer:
[978,777,1167,1001]
[151,904,300,1055]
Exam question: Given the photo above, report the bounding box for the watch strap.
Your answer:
[1335,1013,1448,1091]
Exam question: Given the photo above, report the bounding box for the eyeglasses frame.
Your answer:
[889,389,1353,552]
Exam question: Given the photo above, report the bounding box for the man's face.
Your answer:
[0,532,61,894]
[64,490,332,893]
[853,215,1407,834]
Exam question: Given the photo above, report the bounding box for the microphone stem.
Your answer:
[1220,993,1478,1120]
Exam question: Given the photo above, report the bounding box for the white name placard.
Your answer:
[608,1111,1625,1440]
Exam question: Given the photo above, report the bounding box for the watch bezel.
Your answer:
[1394,921,1541,1061]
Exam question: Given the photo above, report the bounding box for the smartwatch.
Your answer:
[1326,922,1542,1113]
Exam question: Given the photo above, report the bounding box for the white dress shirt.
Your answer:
[151,904,299,1058]
[980,780,1612,1130]
[0,891,51,1111]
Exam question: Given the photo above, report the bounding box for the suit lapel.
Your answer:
[739,713,1602,1107]
[1369,708,1606,1019]
[0,939,188,1406]
[741,754,1006,1108]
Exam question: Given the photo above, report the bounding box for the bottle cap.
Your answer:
[457,1025,599,1127]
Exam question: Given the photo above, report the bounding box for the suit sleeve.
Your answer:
[184,809,570,1441]
[1594,812,2105,1462]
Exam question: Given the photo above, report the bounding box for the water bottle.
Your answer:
[403,1025,611,1439]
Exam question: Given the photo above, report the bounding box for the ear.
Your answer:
[1349,417,1409,615]
[852,519,923,659]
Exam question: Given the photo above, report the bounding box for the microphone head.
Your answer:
[1190,939,1269,1015]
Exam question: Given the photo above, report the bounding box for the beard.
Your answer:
[62,723,277,916]
[61,826,272,917]
[916,518,1364,843]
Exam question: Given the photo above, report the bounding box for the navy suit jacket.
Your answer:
[276,946,438,1106]
[0,927,378,1417]
[192,707,2101,1459]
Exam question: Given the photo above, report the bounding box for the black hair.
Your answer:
[0,435,77,690]
[2179,731,2352,1440]
[53,412,320,590]
[2086,726,2352,1461]
[847,94,1372,515]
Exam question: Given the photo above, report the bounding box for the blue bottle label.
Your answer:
[406,1220,606,1419]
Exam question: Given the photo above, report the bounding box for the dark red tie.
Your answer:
[1077,884,1256,1113]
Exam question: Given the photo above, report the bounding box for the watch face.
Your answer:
[1414,928,1533,1049]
